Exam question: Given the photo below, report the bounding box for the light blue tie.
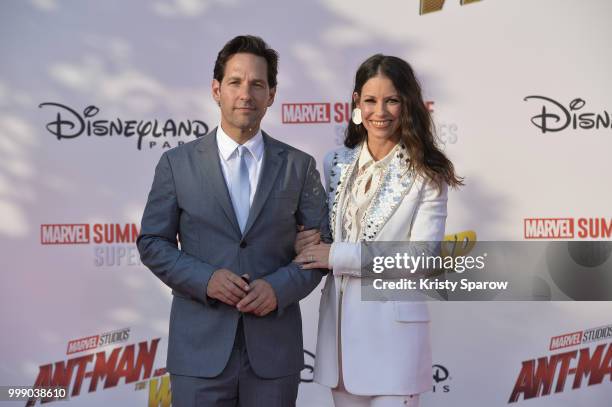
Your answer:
[229,145,251,233]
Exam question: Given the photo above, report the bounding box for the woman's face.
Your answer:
[355,74,402,143]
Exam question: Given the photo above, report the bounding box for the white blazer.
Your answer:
[313,143,448,396]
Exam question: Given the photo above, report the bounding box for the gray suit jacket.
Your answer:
[137,128,329,379]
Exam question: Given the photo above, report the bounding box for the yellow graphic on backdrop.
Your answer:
[442,230,477,257]
[148,376,172,407]
[420,0,482,15]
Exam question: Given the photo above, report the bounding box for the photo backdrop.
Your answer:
[1,0,611,405]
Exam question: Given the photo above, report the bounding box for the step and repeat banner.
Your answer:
[1,0,611,405]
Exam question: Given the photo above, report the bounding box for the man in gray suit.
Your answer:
[137,35,328,406]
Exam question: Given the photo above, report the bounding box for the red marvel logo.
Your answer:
[549,331,583,351]
[67,335,100,355]
[40,224,90,244]
[524,218,574,239]
[282,103,330,124]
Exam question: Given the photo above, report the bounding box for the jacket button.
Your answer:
[240,241,247,248]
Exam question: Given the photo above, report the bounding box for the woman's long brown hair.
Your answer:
[345,54,463,191]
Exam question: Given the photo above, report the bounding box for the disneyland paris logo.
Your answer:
[524,96,611,134]
[39,102,209,150]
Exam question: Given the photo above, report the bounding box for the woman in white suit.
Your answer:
[295,54,463,407]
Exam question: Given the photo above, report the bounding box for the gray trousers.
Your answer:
[170,319,300,407]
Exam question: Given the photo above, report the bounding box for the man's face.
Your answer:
[212,53,276,137]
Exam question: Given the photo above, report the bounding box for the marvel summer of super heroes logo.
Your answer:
[508,323,612,403]
[40,223,141,267]
[281,101,459,146]
[281,101,435,124]
[524,218,612,239]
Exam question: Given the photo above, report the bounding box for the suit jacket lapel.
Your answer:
[328,145,361,241]
[327,143,415,241]
[242,132,284,237]
[195,128,242,236]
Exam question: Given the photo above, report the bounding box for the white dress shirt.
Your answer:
[216,124,264,205]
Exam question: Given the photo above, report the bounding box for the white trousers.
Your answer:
[332,389,419,407]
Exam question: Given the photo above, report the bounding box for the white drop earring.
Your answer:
[351,107,362,125]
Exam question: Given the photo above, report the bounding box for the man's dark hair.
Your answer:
[213,35,279,88]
